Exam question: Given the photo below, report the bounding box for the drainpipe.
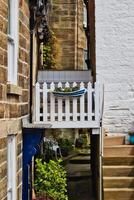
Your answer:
[87,0,96,83]
[29,8,35,123]
[86,0,90,70]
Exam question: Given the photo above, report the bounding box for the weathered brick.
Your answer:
[20,103,28,116]
[0,138,7,150]
[96,0,134,132]
[17,169,22,186]
[9,104,21,118]
[17,133,22,143]
[0,15,7,33]
[0,1,8,19]
[0,162,7,180]
[0,84,6,100]
[0,103,5,118]
[17,142,22,156]
[0,67,7,83]
[22,90,29,102]
[0,178,7,200]
[0,33,7,50]
[0,149,7,164]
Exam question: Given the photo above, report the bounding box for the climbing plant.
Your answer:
[41,30,60,70]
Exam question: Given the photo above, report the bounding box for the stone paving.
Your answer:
[65,149,95,200]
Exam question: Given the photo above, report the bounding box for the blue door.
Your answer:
[22,128,44,200]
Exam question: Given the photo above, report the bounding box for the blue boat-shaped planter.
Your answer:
[52,88,87,97]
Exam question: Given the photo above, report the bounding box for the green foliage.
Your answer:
[58,138,73,156]
[43,45,56,69]
[128,131,134,136]
[34,159,68,200]
[42,140,55,162]
[54,86,80,93]
[75,134,88,148]
[42,30,59,70]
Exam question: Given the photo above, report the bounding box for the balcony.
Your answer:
[33,71,100,129]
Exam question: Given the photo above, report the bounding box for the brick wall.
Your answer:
[95,0,134,133]
[49,0,86,70]
[0,0,30,199]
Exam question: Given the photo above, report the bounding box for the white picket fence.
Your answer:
[34,82,100,128]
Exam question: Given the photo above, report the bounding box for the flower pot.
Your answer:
[34,197,54,200]
[129,135,134,144]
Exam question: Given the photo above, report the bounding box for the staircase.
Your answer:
[103,135,134,200]
[65,148,94,200]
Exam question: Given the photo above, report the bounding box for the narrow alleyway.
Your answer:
[65,148,95,200]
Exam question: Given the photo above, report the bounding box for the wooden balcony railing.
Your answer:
[33,81,100,128]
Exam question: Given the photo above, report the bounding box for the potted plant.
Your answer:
[128,131,134,144]
[34,159,68,200]
[52,86,87,97]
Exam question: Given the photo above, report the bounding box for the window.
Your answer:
[7,135,17,200]
[83,3,87,29]
[8,0,19,84]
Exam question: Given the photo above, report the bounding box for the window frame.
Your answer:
[7,135,17,200]
[83,3,87,29]
[8,0,19,85]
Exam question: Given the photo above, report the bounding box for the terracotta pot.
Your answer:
[33,196,54,200]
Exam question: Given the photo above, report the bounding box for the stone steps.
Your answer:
[104,188,134,200]
[104,177,134,188]
[104,135,125,146]
[103,135,134,200]
[103,156,134,165]
[103,165,134,176]
[104,145,134,157]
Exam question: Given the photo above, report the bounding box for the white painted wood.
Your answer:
[80,82,85,121]
[43,82,48,122]
[95,82,100,122]
[35,82,40,122]
[8,0,19,85]
[87,82,92,121]
[73,82,77,121]
[50,82,55,122]
[34,121,100,129]
[65,82,70,121]
[34,81,100,129]
[7,135,17,200]
[57,82,62,121]
[92,128,100,135]
[38,71,92,83]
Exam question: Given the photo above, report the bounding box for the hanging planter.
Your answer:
[52,87,87,97]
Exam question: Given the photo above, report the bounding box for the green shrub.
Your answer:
[34,159,68,200]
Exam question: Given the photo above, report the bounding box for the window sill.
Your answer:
[7,83,22,96]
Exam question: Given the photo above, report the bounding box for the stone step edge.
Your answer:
[103,155,134,158]
[104,177,134,180]
[103,165,134,169]
[104,145,134,148]
[104,188,134,191]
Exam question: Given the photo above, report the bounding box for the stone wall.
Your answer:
[95,0,134,133]
[0,0,30,199]
[49,0,86,70]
